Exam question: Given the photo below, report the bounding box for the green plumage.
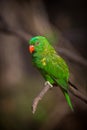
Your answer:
[29,36,73,111]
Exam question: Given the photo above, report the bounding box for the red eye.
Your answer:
[35,42,39,46]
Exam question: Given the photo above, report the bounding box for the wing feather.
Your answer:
[43,53,69,90]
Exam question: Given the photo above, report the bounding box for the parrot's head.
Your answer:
[28,36,50,54]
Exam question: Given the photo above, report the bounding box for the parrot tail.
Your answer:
[64,91,74,111]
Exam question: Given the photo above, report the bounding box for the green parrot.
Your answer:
[28,36,73,111]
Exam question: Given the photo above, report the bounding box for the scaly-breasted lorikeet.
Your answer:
[28,36,73,111]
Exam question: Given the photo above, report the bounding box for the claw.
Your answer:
[45,81,53,88]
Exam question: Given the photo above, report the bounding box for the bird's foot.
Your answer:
[45,81,53,88]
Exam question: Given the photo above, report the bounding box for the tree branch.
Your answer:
[58,48,87,67]
[69,85,87,104]
[32,83,87,114]
[32,83,51,114]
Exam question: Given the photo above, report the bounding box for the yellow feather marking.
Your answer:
[41,58,46,66]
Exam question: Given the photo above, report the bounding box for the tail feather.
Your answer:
[64,91,74,111]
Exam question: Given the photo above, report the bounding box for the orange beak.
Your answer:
[29,45,35,53]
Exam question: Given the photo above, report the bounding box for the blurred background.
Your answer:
[0,0,87,130]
